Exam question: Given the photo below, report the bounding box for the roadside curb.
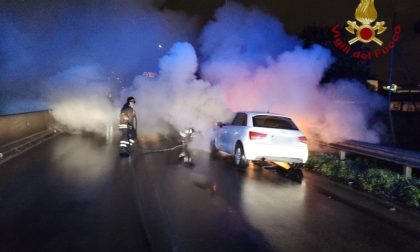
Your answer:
[303,170,420,237]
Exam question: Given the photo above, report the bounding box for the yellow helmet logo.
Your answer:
[345,0,387,45]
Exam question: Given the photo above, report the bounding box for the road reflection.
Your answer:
[239,164,306,250]
[50,134,116,188]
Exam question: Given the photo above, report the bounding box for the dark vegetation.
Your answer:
[304,153,420,210]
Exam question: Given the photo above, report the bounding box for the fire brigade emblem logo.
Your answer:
[345,0,387,45]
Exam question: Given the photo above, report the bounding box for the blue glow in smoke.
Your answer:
[0,1,196,114]
[199,3,300,75]
[0,1,387,143]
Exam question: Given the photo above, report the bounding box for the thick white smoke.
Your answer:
[198,3,387,143]
[23,1,386,146]
[45,65,119,136]
[121,42,231,148]
[1,0,198,116]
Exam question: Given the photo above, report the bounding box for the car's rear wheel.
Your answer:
[234,144,248,168]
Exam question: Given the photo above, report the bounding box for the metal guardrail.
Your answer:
[0,110,60,165]
[323,140,420,177]
[0,129,61,165]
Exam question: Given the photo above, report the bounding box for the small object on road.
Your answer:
[389,207,397,212]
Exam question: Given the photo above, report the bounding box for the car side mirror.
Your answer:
[216,122,224,128]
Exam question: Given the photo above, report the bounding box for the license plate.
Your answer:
[271,136,292,144]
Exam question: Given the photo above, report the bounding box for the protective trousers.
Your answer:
[119,123,136,155]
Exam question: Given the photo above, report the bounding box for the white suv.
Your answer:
[211,112,308,168]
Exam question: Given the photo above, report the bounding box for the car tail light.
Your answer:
[249,131,267,140]
[298,136,307,144]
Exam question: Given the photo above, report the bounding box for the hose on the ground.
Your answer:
[141,144,184,155]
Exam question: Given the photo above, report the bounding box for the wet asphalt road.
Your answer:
[0,134,419,252]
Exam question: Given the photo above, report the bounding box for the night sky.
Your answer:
[162,0,420,85]
[2,0,419,84]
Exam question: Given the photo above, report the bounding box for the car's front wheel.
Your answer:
[234,144,248,168]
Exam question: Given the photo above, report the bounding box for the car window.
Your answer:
[232,113,247,126]
[252,115,298,130]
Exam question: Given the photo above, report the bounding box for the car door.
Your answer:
[216,116,233,152]
[226,113,247,154]
[214,122,227,151]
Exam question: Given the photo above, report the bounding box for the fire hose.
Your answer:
[141,144,184,155]
[141,128,196,155]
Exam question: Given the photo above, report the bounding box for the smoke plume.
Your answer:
[0,1,387,145]
[44,65,118,135]
[198,3,387,143]
[0,0,197,115]
[121,42,231,147]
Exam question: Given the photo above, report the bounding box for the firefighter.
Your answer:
[119,96,137,156]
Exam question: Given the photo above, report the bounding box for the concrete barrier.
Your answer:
[0,110,54,147]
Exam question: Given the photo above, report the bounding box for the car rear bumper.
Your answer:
[253,156,305,163]
[244,143,308,163]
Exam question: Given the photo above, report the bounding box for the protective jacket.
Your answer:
[119,103,137,155]
[120,103,137,129]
